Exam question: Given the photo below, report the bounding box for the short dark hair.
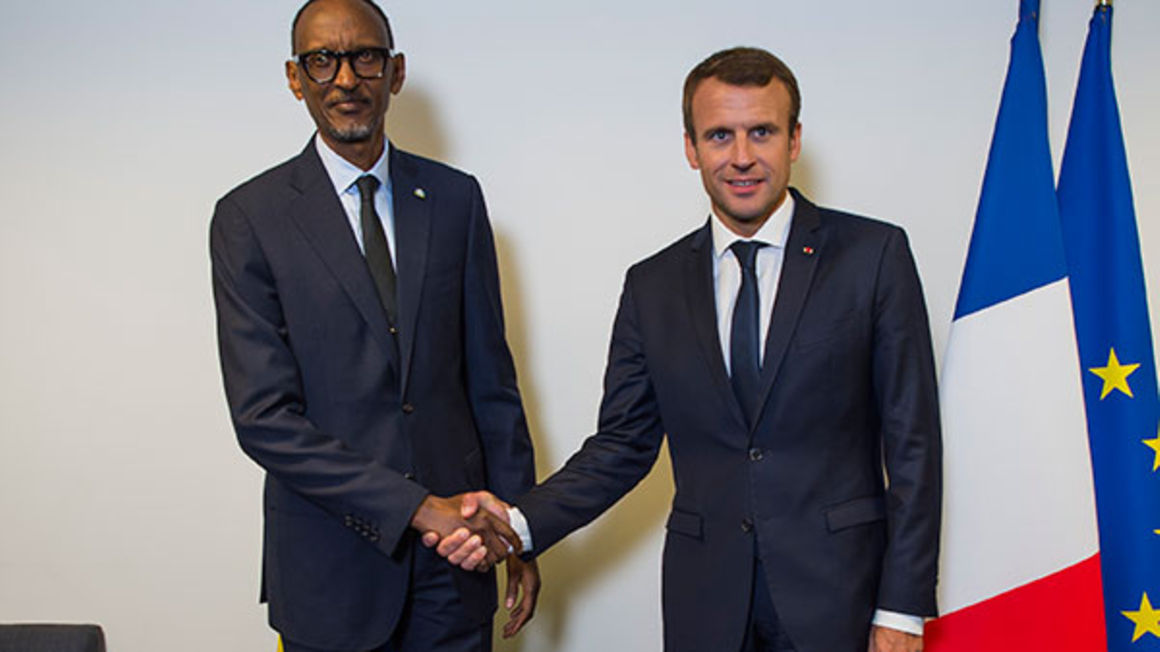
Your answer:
[291,0,395,53]
[682,47,801,142]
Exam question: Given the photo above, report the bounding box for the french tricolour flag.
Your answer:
[925,1,1107,648]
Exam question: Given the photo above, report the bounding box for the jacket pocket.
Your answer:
[666,508,704,540]
[824,495,886,532]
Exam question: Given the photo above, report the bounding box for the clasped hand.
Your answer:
[410,493,517,571]
[413,492,539,638]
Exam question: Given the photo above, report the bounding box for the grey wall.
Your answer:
[1,2,1156,651]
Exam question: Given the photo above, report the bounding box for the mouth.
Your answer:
[726,178,764,192]
[327,95,371,113]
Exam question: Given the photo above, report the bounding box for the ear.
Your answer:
[389,53,407,95]
[286,59,305,101]
[684,131,700,170]
[789,121,802,163]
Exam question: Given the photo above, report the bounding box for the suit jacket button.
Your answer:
[402,403,415,414]
[404,472,415,480]
[740,518,754,533]
[748,448,763,461]
[389,326,398,335]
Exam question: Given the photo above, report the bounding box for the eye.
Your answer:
[306,52,333,68]
[354,49,378,63]
[751,126,771,139]
[707,129,731,142]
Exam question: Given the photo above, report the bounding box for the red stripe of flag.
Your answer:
[925,554,1106,651]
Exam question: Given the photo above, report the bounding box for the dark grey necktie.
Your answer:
[356,175,398,326]
[730,240,766,424]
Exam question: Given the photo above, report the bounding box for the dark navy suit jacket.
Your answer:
[517,190,941,652]
[211,142,535,650]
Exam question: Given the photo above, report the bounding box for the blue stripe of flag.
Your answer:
[953,0,1066,320]
[1057,6,1160,651]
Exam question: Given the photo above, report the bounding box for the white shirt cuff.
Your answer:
[872,609,925,636]
[507,506,534,553]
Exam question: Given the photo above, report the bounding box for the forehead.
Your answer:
[295,0,389,52]
[689,78,792,131]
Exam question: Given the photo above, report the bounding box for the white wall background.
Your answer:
[1,2,1156,651]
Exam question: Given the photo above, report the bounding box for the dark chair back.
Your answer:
[0,624,106,652]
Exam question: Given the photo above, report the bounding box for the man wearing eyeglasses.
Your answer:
[209,1,538,651]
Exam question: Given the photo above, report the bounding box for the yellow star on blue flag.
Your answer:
[1123,593,1160,642]
[1088,348,1140,400]
[1144,425,1160,472]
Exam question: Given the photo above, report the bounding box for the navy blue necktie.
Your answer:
[730,241,766,424]
[356,175,398,326]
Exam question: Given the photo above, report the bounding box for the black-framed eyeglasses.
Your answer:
[295,47,394,84]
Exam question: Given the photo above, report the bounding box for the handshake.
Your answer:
[409,491,538,638]
[410,491,517,571]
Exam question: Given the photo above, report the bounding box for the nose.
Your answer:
[333,56,359,89]
[731,136,755,168]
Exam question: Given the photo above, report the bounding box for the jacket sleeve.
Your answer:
[210,195,429,557]
[516,270,666,554]
[870,227,943,617]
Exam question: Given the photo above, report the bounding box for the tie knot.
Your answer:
[355,175,380,202]
[730,240,766,271]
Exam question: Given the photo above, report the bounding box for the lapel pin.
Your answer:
[802,246,815,256]
[413,187,427,200]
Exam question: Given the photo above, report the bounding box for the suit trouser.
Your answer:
[282,545,492,652]
[741,557,797,652]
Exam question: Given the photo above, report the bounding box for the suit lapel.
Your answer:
[753,190,826,426]
[286,144,398,361]
[389,146,431,395]
[684,223,749,428]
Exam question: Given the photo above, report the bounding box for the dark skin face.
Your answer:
[286,0,405,170]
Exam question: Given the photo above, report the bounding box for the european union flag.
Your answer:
[1057,5,1160,650]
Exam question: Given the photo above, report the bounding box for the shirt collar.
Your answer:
[710,191,795,260]
[313,132,392,197]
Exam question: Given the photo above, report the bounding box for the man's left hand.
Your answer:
[869,625,922,652]
[501,556,540,638]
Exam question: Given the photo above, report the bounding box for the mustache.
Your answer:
[325,91,370,106]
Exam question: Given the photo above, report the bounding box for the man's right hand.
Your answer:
[410,494,520,571]
[420,491,515,570]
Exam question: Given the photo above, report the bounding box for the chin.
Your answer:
[326,123,378,143]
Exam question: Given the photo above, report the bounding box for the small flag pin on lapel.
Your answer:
[413,187,427,200]
[802,246,815,255]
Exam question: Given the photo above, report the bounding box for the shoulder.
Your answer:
[625,224,707,280]
[213,147,313,220]
[391,147,481,198]
[794,191,910,258]
[803,197,905,240]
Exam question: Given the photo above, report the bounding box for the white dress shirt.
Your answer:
[710,193,794,372]
[314,133,397,265]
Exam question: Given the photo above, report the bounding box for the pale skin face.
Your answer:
[684,77,802,238]
[285,0,405,170]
